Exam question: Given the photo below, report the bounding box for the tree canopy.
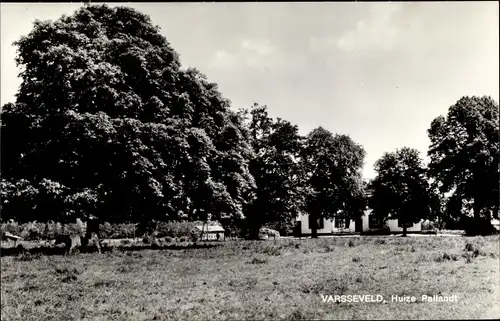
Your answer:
[1,5,256,225]
[2,5,495,238]
[368,147,434,236]
[427,96,499,222]
[238,104,304,237]
[302,127,366,238]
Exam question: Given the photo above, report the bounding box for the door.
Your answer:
[355,218,363,232]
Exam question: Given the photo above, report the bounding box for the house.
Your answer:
[296,209,422,236]
[195,224,225,241]
[491,219,500,231]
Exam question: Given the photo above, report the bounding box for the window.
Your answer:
[334,218,350,229]
[318,218,324,229]
[308,215,324,230]
[369,215,382,229]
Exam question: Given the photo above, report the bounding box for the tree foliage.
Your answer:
[427,96,499,222]
[368,147,434,236]
[1,5,255,225]
[302,127,366,238]
[238,104,304,237]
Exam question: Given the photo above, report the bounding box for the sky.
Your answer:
[1,2,499,180]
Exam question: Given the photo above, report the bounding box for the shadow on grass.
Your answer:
[0,242,220,257]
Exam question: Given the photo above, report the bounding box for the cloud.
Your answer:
[241,39,276,56]
[209,50,240,69]
[310,3,403,54]
[209,38,279,71]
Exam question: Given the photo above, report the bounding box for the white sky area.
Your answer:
[1,2,499,180]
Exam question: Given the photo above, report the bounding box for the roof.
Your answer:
[195,225,225,233]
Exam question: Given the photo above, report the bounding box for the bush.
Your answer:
[464,218,499,236]
[156,221,199,241]
[362,226,391,236]
[464,243,475,252]
[265,221,294,236]
[107,223,136,239]
[21,222,45,241]
[249,257,268,264]
[421,220,436,231]
[99,222,113,239]
[259,227,280,239]
[142,235,155,244]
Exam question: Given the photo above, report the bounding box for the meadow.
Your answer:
[1,236,499,320]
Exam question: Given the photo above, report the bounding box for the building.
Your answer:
[296,209,422,236]
[195,224,225,241]
[491,219,500,231]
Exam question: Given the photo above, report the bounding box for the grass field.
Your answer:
[1,236,499,320]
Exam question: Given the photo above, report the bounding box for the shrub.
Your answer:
[262,246,282,256]
[258,227,281,240]
[472,248,486,257]
[352,256,360,262]
[362,226,391,235]
[44,222,61,239]
[464,243,475,252]
[249,257,268,264]
[265,221,293,237]
[463,252,473,263]
[348,239,355,247]
[421,220,436,230]
[464,218,499,236]
[323,245,334,253]
[156,221,199,241]
[120,239,131,246]
[99,222,113,239]
[21,222,45,241]
[109,223,136,239]
[142,235,155,245]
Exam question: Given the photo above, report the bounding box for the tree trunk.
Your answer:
[473,197,481,221]
[311,213,318,239]
[199,220,206,241]
[402,216,407,237]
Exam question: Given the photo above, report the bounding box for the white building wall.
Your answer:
[385,219,422,232]
[298,210,422,234]
[300,213,334,234]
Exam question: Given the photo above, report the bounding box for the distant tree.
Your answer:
[427,96,499,229]
[238,104,304,238]
[368,147,434,236]
[302,127,366,238]
[0,5,256,225]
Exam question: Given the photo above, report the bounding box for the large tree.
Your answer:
[238,104,304,238]
[427,96,499,225]
[0,5,256,226]
[368,147,434,236]
[302,127,366,238]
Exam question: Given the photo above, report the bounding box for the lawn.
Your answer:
[1,236,499,320]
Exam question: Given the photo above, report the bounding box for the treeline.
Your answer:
[1,5,498,237]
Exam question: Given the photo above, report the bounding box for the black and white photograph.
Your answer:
[1,2,499,320]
